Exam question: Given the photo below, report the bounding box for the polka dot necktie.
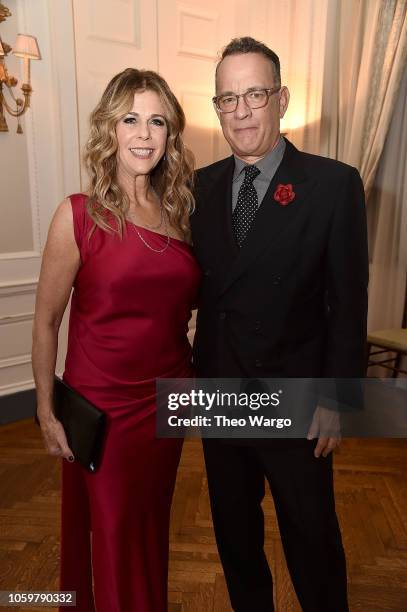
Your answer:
[232,164,261,247]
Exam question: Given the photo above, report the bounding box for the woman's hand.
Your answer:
[37,412,74,462]
[32,197,80,464]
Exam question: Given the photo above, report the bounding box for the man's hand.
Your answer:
[307,405,341,458]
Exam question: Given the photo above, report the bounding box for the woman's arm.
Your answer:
[32,198,81,460]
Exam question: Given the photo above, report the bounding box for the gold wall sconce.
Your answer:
[0,2,41,134]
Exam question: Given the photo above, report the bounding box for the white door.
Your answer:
[156,0,287,168]
[72,0,159,183]
[157,0,242,169]
[156,0,275,343]
[73,0,287,172]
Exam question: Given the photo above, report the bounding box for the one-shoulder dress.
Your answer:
[60,194,201,612]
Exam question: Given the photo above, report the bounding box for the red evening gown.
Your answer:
[59,194,201,612]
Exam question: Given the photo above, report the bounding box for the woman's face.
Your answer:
[116,89,168,179]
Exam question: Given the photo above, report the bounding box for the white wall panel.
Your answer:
[159,0,329,164]
[180,90,217,168]
[0,321,33,360]
[0,0,33,255]
[158,0,238,168]
[0,358,35,395]
[0,0,80,397]
[267,0,328,152]
[89,0,141,46]
[73,0,158,169]
[177,4,219,60]
[0,292,35,320]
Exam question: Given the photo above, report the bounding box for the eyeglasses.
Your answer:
[212,87,281,113]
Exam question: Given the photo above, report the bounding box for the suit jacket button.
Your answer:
[255,359,262,368]
[254,320,261,332]
[272,275,281,285]
[219,312,226,320]
[204,269,211,277]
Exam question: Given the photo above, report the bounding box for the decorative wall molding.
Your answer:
[17,1,42,255]
[0,355,34,396]
[0,378,35,396]
[0,251,41,262]
[0,1,79,400]
[0,312,34,326]
[88,0,141,47]
[0,354,32,370]
[177,2,219,60]
[48,0,81,197]
[0,280,37,297]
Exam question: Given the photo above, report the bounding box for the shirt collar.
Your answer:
[233,136,286,182]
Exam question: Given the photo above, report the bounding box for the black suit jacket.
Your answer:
[190,138,368,383]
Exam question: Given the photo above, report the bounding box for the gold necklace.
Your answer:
[127,200,164,231]
[128,209,171,254]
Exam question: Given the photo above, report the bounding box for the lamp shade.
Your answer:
[13,34,41,60]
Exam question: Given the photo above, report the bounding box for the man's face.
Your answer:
[215,53,289,161]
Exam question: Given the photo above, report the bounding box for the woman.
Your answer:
[32,68,201,612]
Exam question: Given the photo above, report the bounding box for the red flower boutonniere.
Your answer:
[273,183,295,206]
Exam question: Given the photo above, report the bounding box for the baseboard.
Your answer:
[0,388,37,425]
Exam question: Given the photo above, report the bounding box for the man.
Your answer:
[190,37,368,612]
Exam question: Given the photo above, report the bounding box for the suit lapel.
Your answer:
[197,156,239,263]
[219,139,317,297]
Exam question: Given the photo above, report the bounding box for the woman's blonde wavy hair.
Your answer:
[84,68,195,240]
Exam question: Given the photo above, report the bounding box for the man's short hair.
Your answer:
[216,37,281,87]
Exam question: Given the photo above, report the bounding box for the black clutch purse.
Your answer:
[35,376,107,473]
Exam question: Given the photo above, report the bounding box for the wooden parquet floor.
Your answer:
[0,420,406,611]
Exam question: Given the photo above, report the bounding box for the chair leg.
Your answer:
[392,351,401,378]
[365,343,372,375]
